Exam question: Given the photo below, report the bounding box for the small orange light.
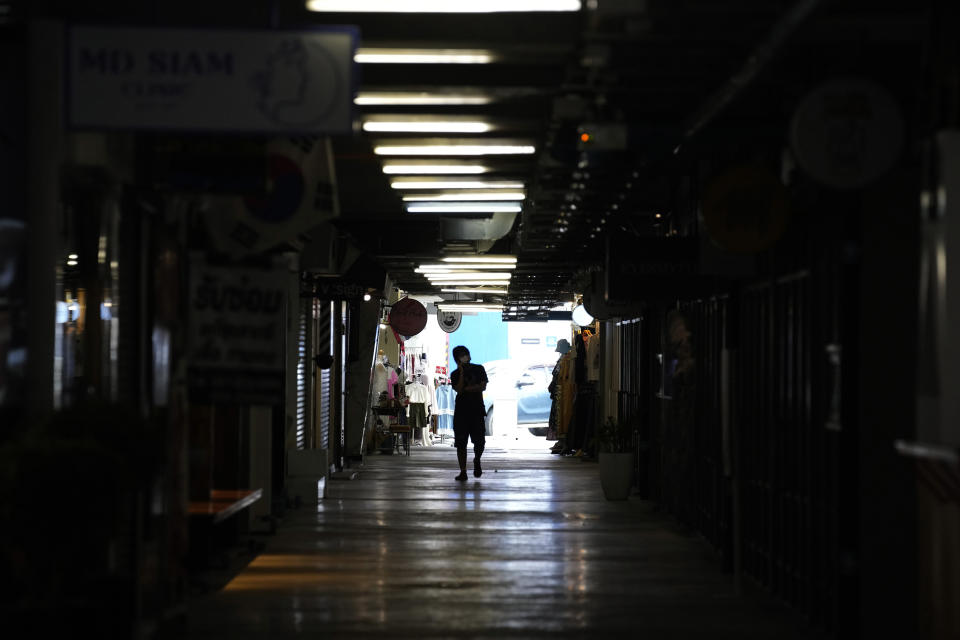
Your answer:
[580,133,590,142]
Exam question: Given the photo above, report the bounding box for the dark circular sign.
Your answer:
[789,78,903,189]
[389,297,427,337]
[701,165,789,254]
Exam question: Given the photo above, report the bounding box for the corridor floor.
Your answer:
[183,443,822,639]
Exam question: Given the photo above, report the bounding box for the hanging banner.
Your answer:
[67,25,356,134]
[203,136,339,257]
[187,264,286,404]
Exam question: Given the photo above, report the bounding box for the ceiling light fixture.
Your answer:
[391,179,525,189]
[429,280,512,286]
[427,272,512,280]
[355,48,495,64]
[403,192,525,202]
[375,143,535,156]
[382,163,489,175]
[437,305,504,312]
[407,203,522,214]
[417,263,516,271]
[441,255,517,263]
[354,92,493,106]
[427,280,511,286]
[308,0,581,12]
[440,288,509,294]
[437,302,504,309]
[363,120,492,133]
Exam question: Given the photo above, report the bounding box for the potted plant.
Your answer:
[597,416,634,500]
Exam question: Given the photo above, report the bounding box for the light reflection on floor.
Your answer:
[185,446,818,638]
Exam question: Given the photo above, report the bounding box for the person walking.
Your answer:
[450,345,488,481]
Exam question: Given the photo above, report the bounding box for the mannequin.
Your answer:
[372,350,390,401]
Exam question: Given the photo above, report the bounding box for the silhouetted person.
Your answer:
[450,345,487,481]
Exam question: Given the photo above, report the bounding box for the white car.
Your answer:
[480,358,557,436]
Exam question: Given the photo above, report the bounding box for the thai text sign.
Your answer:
[67,25,356,134]
[188,265,286,404]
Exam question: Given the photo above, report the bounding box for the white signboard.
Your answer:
[188,264,286,404]
[67,25,356,134]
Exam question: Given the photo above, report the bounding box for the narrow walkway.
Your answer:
[183,443,821,639]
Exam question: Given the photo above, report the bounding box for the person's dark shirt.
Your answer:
[450,364,488,417]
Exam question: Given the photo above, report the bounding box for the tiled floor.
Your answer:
[182,441,822,639]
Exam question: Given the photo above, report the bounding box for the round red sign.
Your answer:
[389,297,427,337]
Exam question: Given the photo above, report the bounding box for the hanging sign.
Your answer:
[701,165,790,254]
[389,297,427,337]
[789,78,904,189]
[187,264,286,404]
[67,25,356,134]
[435,366,448,375]
[604,235,703,303]
[437,311,462,333]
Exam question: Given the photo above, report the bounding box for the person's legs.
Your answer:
[454,417,469,481]
[471,416,485,477]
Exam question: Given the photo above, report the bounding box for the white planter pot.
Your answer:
[599,452,634,501]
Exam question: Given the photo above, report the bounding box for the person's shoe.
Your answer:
[473,461,482,477]
[455,472,468,481]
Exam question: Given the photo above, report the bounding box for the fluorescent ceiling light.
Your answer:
[355,92,493,106]
[428,279,512,285]
[375,143,535,156]
[363,120,492,133]
[428,272,512,280]
[441,288,509,294]
[308,0,581,12]
[417,264,515,272]
[403,192,525,202]
[391,179,524,189]
[355,48,495,64]
[437,305,505,312]
[407,204,522,214]
[383,163,489,175]
[429,280,511,286]
[442,255,517,263]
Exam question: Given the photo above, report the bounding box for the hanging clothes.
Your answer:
[372,362,390,401]
[387,367,400,399]
[585,330,601,382]
[568,381,598,456]
[435,383,455,435]
[546,359,562,441]
[557,349,577,441]
[406,377,432,446]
